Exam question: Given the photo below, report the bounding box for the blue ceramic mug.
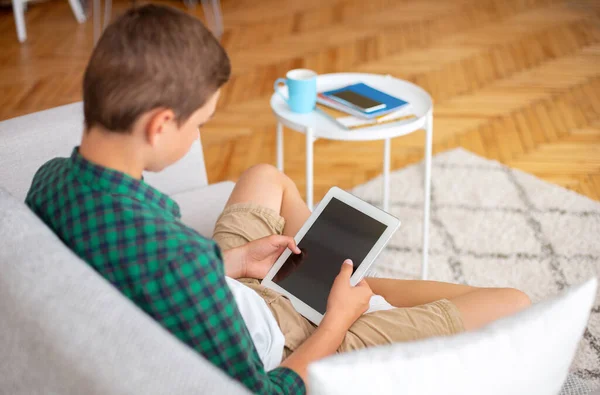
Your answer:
[274,69,317,113]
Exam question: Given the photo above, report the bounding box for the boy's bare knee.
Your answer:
[243,164,295,188]
[243,163,280,180]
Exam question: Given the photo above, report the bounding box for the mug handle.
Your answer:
[274,78,288,104]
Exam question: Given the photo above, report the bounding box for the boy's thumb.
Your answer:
[339,259,354,278]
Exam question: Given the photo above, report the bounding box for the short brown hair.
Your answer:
[83,4,230,132]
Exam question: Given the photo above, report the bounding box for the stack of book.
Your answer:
[316,82,415,130]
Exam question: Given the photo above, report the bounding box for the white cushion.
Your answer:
[0,102,209,200]
[173,181,235,238]
[308,278,598,395]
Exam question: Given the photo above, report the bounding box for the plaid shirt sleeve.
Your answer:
[140,239,305,395]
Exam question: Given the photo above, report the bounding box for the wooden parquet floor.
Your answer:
[1,0,599,202]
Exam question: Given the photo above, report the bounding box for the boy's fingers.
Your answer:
[270,235,300,253]
[269,235,287,245]
[288,239,301,254]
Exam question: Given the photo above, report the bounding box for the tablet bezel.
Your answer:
[260,186,400,325]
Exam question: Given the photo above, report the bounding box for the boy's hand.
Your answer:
[321,260,373,332]
[222,235,300,279]
[243,235,301,279]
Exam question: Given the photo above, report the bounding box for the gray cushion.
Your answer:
[0,102,210,201]
[0,187,249,395]
[174,181,235,237]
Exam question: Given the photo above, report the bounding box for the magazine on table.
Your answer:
[316,103,416,130]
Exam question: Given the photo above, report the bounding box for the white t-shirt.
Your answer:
[225,277,285,371]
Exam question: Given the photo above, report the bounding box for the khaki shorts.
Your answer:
[213,203,464,359]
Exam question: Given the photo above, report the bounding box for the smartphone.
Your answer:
[328,90,386,113]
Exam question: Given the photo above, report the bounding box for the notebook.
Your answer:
[318,83,410,119]
[316,103,416,130]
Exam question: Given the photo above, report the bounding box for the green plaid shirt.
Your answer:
[25,148,305,395]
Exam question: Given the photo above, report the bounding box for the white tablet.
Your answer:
[261,186,400,325]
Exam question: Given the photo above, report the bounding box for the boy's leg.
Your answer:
[212,164,317,359]
[222,164,310,238]
[446,287,531,330]
[214,163,532,348]
[365,278,476,307]
[365,278,531,331]
[339,283,532,353]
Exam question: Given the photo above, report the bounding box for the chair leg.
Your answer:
[93,0,100,44]
[200,0,223,39]
[103,0,111,29]
[210,0,223,38]
[184,0,197,9]
[12,0,27,43]
[68,0,87,23]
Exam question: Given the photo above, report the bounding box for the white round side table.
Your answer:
[270,73,433,279]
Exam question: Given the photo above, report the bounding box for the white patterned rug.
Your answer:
[352,148,600,391]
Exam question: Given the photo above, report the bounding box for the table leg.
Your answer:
[276,122,284,172]
[306,128,314,211]
[383,138,391,212]
[422,110,433,280]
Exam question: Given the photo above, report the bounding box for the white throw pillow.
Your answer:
[308,278,597,395]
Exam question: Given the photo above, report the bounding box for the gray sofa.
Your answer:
[1,103,597,395]
[0,103,251,394]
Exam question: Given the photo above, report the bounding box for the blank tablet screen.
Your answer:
[273,197,387,314]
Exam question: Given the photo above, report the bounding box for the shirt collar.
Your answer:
[69,147,181,219]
